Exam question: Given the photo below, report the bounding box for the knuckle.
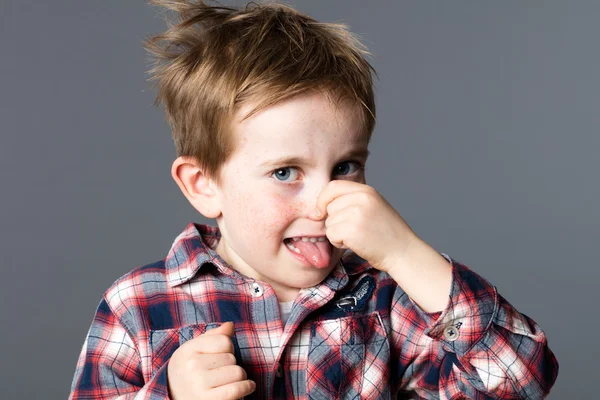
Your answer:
[224,380,254,399]
[231,365,247,381]
[224,385,241,399]
[241,380,256,395]
[328,224,340,238]
[217,334,233,350]
[225,352,237,365]
[207,334,230,352]
[184,356,202,371]
[358,190,372,203]
[364,184,376,193]
[212,334,226,347]
[325,225,333,237]
[326,202,335,214]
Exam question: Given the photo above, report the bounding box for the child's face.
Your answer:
[213,92,369,301]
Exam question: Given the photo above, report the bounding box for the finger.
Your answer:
[206,364,249,388]
[323,208,351,229]
[184,332,235,355]
[188,322,235,354]
[204,321,235,337]
[322,191,368,217]
[199,352,238,370]
[312,180,371,220]
[324,220,350,250]
[208,379,256,399]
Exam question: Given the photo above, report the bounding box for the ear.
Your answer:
[171,156,222,218]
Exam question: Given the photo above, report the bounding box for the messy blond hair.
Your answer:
[145,0,377,183]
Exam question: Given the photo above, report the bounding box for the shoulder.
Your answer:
[104,259,169,308]
[101,259,174,333]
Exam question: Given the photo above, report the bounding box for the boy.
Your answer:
[69,1,559,399]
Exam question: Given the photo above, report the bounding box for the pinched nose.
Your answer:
[299,179,330,218]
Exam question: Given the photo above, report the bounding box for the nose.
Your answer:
[300,175,331,218]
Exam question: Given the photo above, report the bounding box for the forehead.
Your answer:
[230,92,367,156]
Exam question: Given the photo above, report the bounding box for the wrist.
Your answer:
[384,237,453,313]
[379,234,423,274]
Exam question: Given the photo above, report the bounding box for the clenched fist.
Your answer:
[167,322,256,400]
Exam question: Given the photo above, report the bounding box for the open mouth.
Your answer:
[283,236,332,268]
[283,236,327,253]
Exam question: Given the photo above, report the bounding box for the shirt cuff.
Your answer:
[423,253,498,356]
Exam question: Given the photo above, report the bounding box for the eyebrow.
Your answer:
[259,148,370,169]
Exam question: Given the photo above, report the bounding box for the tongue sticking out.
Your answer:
[290,239,331,268]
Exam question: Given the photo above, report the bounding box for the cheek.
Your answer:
[224,179,308,236]
[247,193,307,238]
[269,192,306,217]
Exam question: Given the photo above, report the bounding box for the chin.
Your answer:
[290,266,335,287]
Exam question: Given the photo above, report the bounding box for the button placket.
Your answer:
[443,325,459,341]
[251,282,263,297]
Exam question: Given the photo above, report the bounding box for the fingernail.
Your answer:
[313,208,321,218]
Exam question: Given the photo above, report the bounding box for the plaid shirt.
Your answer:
[69,223,558,399]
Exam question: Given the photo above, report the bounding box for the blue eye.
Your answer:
[334,161,361,176]
[272,167,299,182]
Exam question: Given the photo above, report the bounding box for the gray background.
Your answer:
[1,0,595,398]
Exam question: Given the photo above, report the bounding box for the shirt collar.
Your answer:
[164,223,234,287]
[164,222,373,288]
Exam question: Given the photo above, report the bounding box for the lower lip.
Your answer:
[284,241,328,269]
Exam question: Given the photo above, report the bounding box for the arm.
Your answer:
[69,298,171,400]
[309,180,559,397]
[388,244,559,399]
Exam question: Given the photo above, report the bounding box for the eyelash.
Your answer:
[270,161,365,183]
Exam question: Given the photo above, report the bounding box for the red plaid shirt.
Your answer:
[69,223,558,399]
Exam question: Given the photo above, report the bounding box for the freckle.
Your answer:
[286,202,303,215]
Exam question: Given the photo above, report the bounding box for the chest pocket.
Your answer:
[148,324,207,377]
[306,312,391,399]
[148,322,241,378]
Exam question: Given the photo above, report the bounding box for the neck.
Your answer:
[215,238,301,302]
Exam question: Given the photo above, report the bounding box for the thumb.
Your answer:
[203,321,235,337]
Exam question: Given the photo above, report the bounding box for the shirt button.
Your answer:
[443,325,459,342]
[251,282,263,297]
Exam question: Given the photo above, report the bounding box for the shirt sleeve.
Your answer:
[390,254,559,399]
[69,297,171,400]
